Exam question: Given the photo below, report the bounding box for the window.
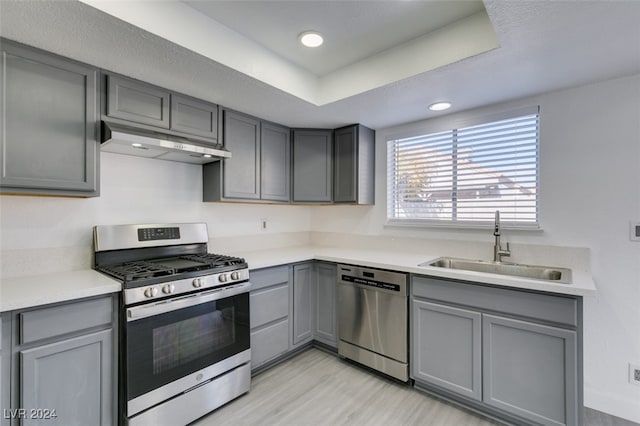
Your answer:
[387,108,539,228]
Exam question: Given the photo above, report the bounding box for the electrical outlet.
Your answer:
[630,222,640,242]
[629,363,640,386]
[260,218,268,232]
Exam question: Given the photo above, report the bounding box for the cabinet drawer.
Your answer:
[19,297,113,345]
[250,319,289,369]
[250,265,289,291]
[250,284,289,329]
[412,275,577,327]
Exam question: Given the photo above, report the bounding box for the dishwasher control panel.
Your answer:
[340,274,401,291]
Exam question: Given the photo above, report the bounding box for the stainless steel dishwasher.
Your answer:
[337,264,408,381]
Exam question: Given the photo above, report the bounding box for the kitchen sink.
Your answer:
[419,257,572,284]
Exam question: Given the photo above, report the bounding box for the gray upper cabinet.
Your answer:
[483,314,578,426]
[260,122,290,202]
[170,94,218,140]
[203,111,290,202]
[292,129,333,203]
[412,300,481,401]
[221,110,261,199]
[333,124,375,204]
[105,74,170,128]
[0,39,99,196]
[314,262,337,348]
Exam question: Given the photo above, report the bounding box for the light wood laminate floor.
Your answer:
[194,348,498,426]
[194,348,640,426]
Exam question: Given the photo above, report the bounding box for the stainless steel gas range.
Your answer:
[93,223,251,426]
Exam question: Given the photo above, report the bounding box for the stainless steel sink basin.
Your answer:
[419,257,572,284]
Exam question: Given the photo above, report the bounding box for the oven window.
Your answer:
[126,292,249,401]
[152,308,235,374]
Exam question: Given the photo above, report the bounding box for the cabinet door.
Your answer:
[250,319,289,370]
[412,300,482,401]
[292,129,332,202]
[260,122,290,201]
[0,315,8,426]
[483,314,577,426]
[0,41,98,195]
[222,111,260,199]
[314,263,337,347]
[292,263,314,345]
[170,94,218,140]
[106,74,170,128]
[333,125,357,203]
[20,329,113,426]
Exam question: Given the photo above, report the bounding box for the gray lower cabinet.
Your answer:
[5,295,116,426]
[313,262,337,347]
[249,266,291,370]
[0,39,99,196]
[1,315,9,426]
[411,275,581,426]
[333,124,375,205]
[292,129,333,203]
[292,263,314,346]
[483,314,578,426]
[20,330,112,426]
[411,300,481,401]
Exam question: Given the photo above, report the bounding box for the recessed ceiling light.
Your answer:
[203,154,212,158]
[131,143,143,148]
[429,102,451,111]
[299,31,323,48]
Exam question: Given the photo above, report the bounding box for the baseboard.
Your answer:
[585,387,640,424]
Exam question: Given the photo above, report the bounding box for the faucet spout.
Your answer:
[493,210,511,263]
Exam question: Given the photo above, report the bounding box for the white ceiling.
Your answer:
[1,1,639,131]
[184,0,486,76]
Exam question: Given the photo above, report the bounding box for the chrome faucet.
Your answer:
[493,210,511,263]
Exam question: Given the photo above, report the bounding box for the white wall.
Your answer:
[0,152,311,259]
[311,73,640,422]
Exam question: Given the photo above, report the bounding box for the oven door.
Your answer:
[125,282,250,417]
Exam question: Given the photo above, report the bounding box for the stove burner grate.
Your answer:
[99,261,175,282]
[97,253,246,283]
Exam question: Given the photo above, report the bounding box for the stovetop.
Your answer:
[97,253,247,285]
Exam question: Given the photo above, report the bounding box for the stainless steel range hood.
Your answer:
[100,121,231,164]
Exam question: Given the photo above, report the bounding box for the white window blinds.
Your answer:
[387,110,540,228]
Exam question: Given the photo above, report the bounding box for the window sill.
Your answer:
[385,219,543,232]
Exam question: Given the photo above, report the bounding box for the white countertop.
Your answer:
[238,246,596,297]
[0,245,595,312]
[1,270,121,312]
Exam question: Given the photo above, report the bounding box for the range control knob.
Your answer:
[230,271,239,281]
[192,278,203,288]
[143,287,158,298]
[162,284,175,294]
[218,274,228,283]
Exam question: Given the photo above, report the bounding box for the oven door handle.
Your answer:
[126,281,251,322]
